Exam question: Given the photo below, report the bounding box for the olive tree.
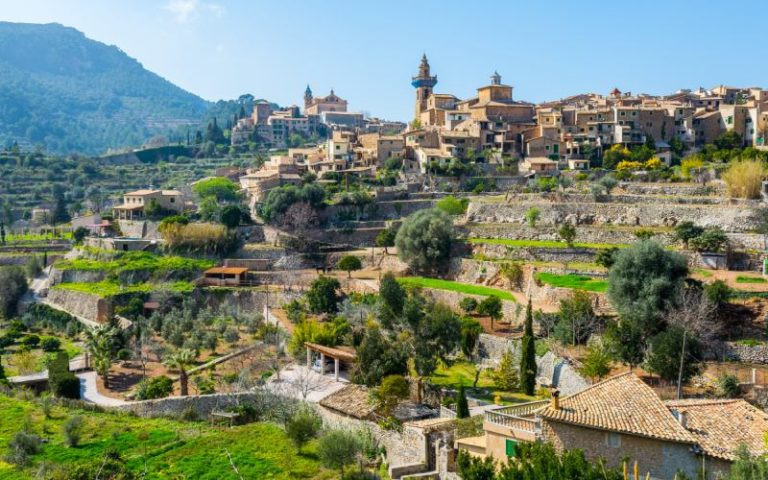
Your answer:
[395,208,454,275]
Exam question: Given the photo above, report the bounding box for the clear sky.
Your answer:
[2,0,764,121]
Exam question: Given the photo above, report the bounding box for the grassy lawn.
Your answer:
[693,268,714,278]
[55,251,214,275]
[535,272,608,292]
[736,275,767,284]
[397,277,515,301]
[468,238,626,250]
[428,361,537,405]
[0,394,334,480]
[52,280,195,297]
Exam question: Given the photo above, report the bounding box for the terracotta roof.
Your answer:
[664,399,768,461]
[539,373,696,444]
[204,267,248,275]
[319,384,376,419]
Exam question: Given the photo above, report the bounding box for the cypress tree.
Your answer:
[520,300,537,396]
[456,384,470,419]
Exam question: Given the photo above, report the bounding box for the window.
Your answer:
[605,432,621,448]
[505,439,517,457]
[170,198,175,203]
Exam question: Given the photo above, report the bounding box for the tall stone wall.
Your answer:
[46,288,112,323]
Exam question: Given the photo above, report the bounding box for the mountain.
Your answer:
[0,22,209,154]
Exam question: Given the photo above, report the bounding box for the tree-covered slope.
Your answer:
[0,22,209,154]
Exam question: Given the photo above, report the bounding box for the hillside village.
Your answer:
[3,54,768,480]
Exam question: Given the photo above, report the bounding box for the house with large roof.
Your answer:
[458,373,768,479]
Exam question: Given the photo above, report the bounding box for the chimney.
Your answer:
[675,409,688,428]
[550,388,560,410]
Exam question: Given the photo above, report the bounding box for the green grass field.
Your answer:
[0,394,334,479]
[52,280,195,297]
[55,251,214,275]
[736,275,767,284]
[428,361,537,405]
[468,238,626,250]
[397,277,515,301]
[535,272,608,292]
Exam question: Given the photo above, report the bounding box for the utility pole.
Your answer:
[676,329,687,400]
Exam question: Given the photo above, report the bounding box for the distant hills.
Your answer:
[0,22,211,155]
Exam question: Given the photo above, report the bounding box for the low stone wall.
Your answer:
[113,391,261,417]
[45,287,112,323]
[464,223,676,247]
[50,267,107,284]
[720,342,768,364]
[467,197,763,232]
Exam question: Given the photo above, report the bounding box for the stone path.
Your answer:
[77,371,127,406]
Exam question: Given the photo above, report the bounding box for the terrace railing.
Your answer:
[484,400,548,436]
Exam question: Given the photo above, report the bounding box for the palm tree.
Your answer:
[165,349,196,396]
[82,325,117,389]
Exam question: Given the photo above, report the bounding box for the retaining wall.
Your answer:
[46,288,112,323]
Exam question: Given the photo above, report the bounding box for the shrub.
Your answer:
[317,429,362,477]
[134,375,174,400]
[372,374,410,418]
[717,374,740,398]
[525,207,540,227]
[492,349,519,391]
[21,334,41,348]
[285,407,322,452]
[63,415,85,447]
[436,195,469,215]
[595,247,619,269]
[704,280,733,307]
[72,226,89,244]
[5,431,42,466]
[689,227,728,253]
[41,336,61,352]
[459,297,478,314]
[681,157,704,180]
[557,223,576,247]
[337,255,362,278]
[500,262,524,290]
[306,276,341,314]
[722,159,766,199]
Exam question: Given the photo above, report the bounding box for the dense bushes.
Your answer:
[134,375,174,400]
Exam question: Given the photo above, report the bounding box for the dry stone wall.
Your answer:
[46,288,111,323]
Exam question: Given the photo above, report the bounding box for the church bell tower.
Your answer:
[411,54,437,119]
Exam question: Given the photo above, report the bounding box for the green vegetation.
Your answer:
[435,195,469,215]
[535,273,608,292]
[397,277,515,301]
[395,208,454,275]
[52,280,194,297]
[0,393,334,479]
[55,251,213,276]
[468,237,627,250]
[428,361,535,405]
[736,275,768,284]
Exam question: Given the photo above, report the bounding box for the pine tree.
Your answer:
[456,384,470,419]
[520,300,537,396]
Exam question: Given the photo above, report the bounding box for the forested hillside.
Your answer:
[0,22,208,154]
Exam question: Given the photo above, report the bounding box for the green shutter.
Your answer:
[505,439,517,457]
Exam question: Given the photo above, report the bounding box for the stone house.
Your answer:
[113,189,184,220]
[458,373,768,479]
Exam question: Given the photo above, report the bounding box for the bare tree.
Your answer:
[281,202,318,233]
[290,365,323,401]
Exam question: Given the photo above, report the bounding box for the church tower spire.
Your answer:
[304,85,313,110]
[411,54,438,119]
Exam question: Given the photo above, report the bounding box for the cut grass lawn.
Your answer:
[736,275,768,284]
[468,238,627,250]
[428,361,538,405]
[0,394,335,480]
[53,280,195,297]
[535,272,608,293]
[397,276,515,301]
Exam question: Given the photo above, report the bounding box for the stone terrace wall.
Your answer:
[114,392,260,417]
[720,342,768,364]
[467,197,764,232]
[464,224,676,247]
[45,288,112,323]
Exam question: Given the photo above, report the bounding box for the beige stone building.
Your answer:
[113,189,184,220]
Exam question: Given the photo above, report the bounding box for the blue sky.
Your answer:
[2,0,764,121]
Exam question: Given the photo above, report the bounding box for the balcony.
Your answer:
[483,400,548,441]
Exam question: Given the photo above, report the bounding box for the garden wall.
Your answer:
[463,223,676,247]
[719,342,768,364]
[46,288,112,323]
[113,391,261,417]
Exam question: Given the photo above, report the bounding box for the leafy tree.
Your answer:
[0,266,28,319]
[192,176,239,201]
[595,247,619,269]
[219,204,243,229]
[715,130,743,150]
[285,407,322,453]
[337,255,362,278]
[674,221,704,248]
[519,300,537,395]
[704,280,733,309]
[352,327,408,386]
[317,429,361,478]
[554,290,598,345]
[726,444,768,480]
[408,301,461,377]
[476,296,502,331]
[375,228,396,254]
[525,207,541,227]
[72,226,89,244]
[134,375,173,400]
[306,276,341,314]
[459,317,483,357]
[604,320,646,369]
[598,174,618,193]
[492,349,519,391]
[689,227,729,253]
[379,273,405,319]
[579,337,612,382]
[395,208,454,275]
[607,241,688,338]
[456,384,470,419]
[645,325,701,383]
[372,374,409,418]
[558,223,577,247]
[164,348,196,396]
[459,297,478,314]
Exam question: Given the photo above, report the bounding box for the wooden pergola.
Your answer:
[305,342,357,381]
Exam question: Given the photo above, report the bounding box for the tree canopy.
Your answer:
[395,208,454,275]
